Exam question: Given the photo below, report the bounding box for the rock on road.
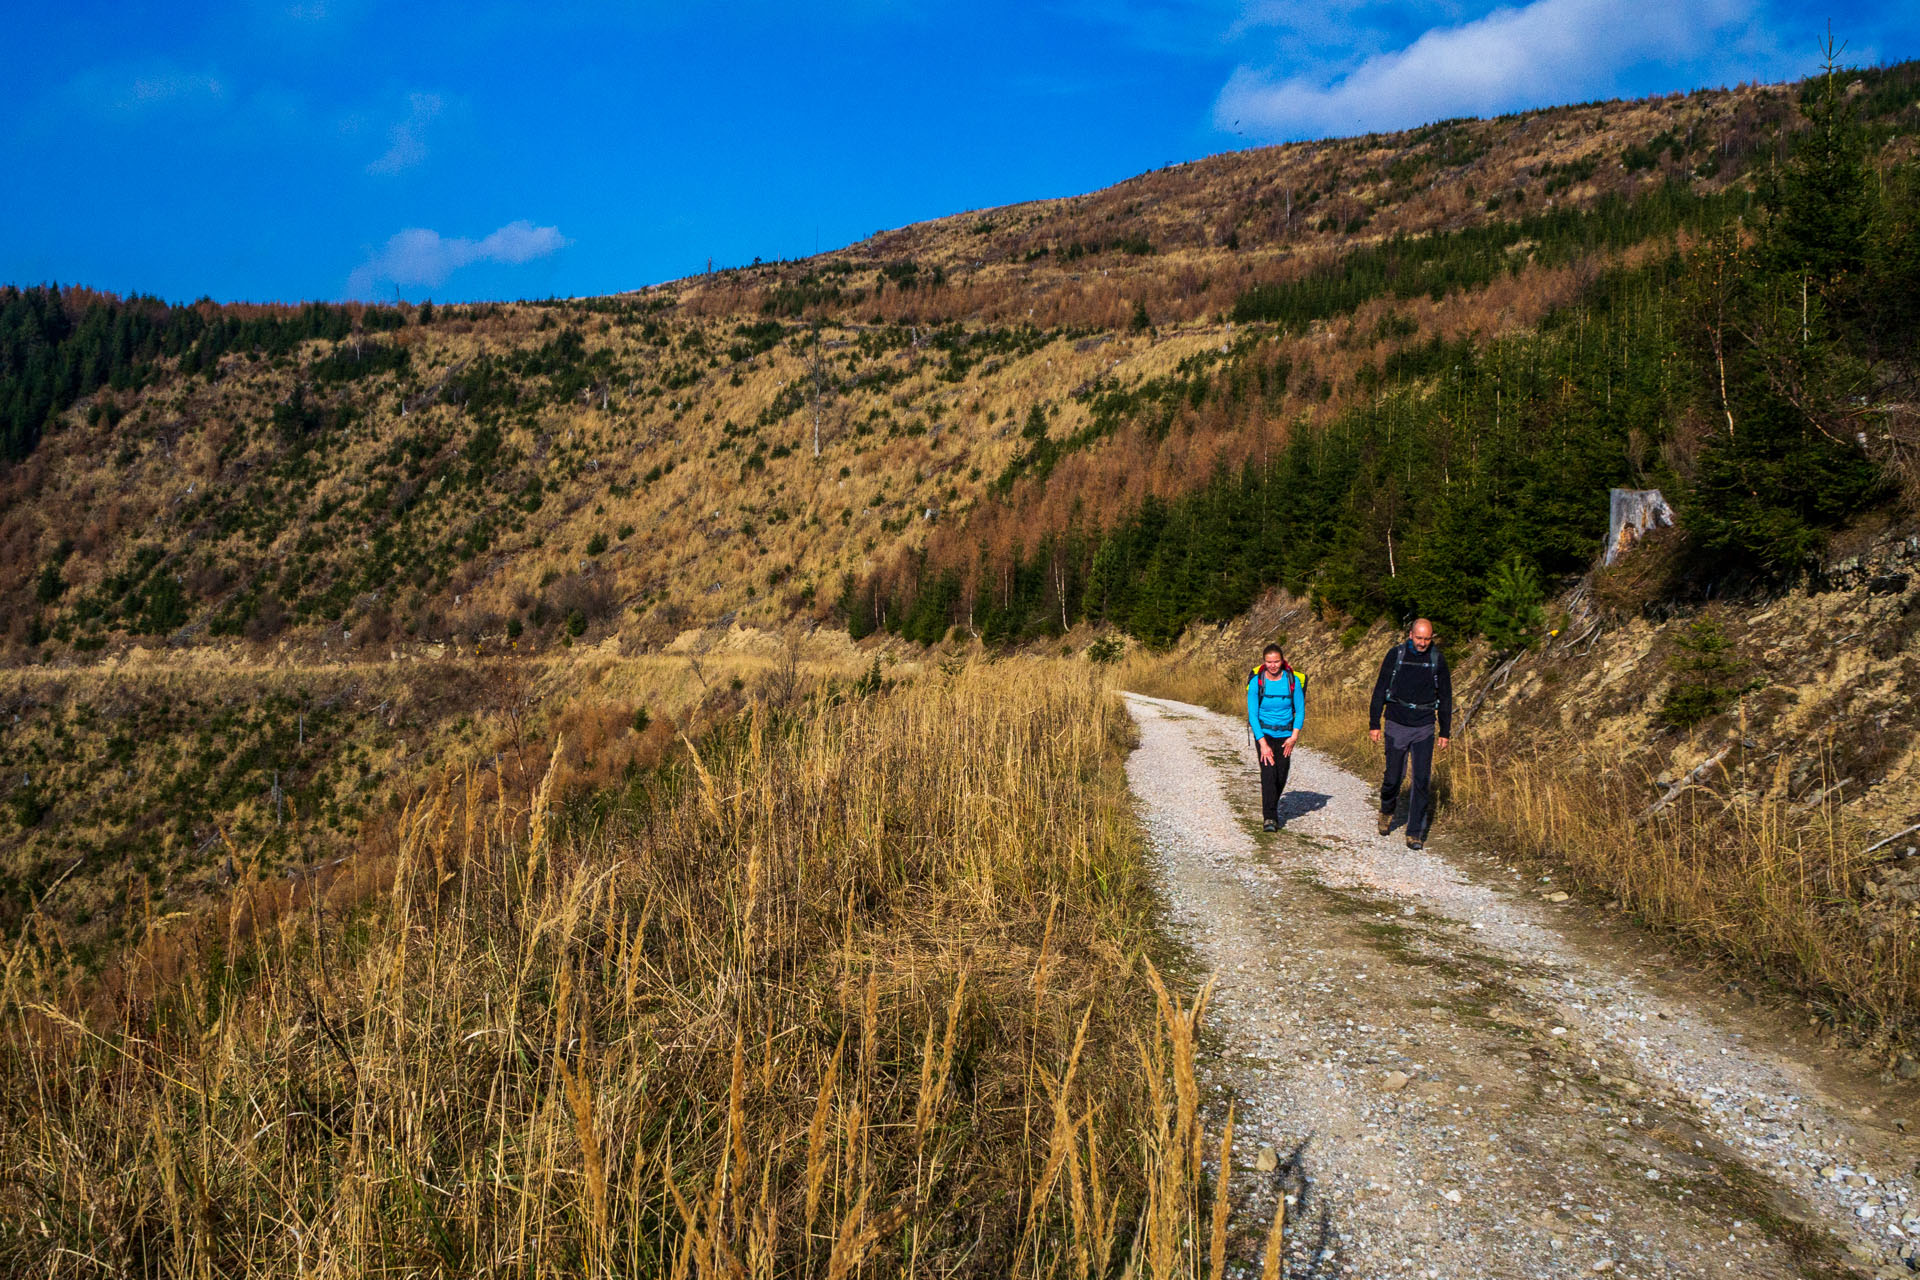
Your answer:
[1123,692,1920,1280]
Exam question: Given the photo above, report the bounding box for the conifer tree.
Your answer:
[1680,43,1886,580]
[1477,554,1546,654]
[1772,39,1872,302]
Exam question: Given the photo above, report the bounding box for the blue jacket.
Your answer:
[1246,667,1305,741]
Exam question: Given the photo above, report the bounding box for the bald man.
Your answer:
[1368,618,1452,850]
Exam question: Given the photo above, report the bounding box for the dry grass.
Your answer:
[0,648,860,954]
[1110,652,1243,720]
[0,660,1291,1278]
[1450,738,1920,1038]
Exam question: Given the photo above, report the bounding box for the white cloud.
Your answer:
[62,63,230,116]
[346,220,570,298]
[125,69,227,109]
[1216,0,1763,140]
[368,91,444,175]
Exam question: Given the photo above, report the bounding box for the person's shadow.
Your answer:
[1279,790,1332,819]
[1249,1135,1335,1277]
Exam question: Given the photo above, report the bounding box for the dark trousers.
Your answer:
[1380,730,1435,837]
[1259,734,1293,822]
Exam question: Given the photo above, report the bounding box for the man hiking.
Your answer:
[1247,643,1306,831]
[1368,618,1451,850]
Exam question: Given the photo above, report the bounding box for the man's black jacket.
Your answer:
[1368,641,1453,736]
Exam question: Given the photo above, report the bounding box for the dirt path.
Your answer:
[1123,692,1920,1280]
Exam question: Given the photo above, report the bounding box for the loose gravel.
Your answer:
[1124,692,1920,1280]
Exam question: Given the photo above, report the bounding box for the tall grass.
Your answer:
[1,661,1287,1278]
[1111,652,1243,720]
[1451,740,1920,1037]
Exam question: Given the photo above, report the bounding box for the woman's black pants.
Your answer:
[1259,734,1292,822]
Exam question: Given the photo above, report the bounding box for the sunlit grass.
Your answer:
[2,660,1287,1277]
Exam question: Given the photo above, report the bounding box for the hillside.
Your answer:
[4,59,1919,976]
[5,64,1915,669]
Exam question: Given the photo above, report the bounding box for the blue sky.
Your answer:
[6,1,1914,304]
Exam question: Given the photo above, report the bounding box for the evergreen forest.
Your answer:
[0,292,412,462]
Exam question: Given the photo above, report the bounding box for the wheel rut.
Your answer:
[1123,692,1920,1280]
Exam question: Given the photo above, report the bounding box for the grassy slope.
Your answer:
[2,662,1255,1278]
[2,67,1918,1273]
[6,75,1865,947]
[0,639,875,951]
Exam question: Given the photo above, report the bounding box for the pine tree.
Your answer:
[1678,51,1889,580]
[1477,554,1545,653]
[1772,40,1872,302]
[1658,616,1749,730]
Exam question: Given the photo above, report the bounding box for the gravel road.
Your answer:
[1123,692,1920,1280]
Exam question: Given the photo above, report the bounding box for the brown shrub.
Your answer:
[184,563,229,599]
[242,594,289,642]
[1590,525,1686,619]
[361,606,394,645]
[545,570,615,625]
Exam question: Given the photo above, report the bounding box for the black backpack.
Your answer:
[1383,644,1442,712]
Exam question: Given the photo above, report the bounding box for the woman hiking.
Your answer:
[1247,643,1306,831]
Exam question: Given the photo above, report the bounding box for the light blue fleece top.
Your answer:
[1246,668,1305,740]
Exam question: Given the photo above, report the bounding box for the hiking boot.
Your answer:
[1262,818,1278,832]
[1405,834,1424,851]
[1376,811,1392,836]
